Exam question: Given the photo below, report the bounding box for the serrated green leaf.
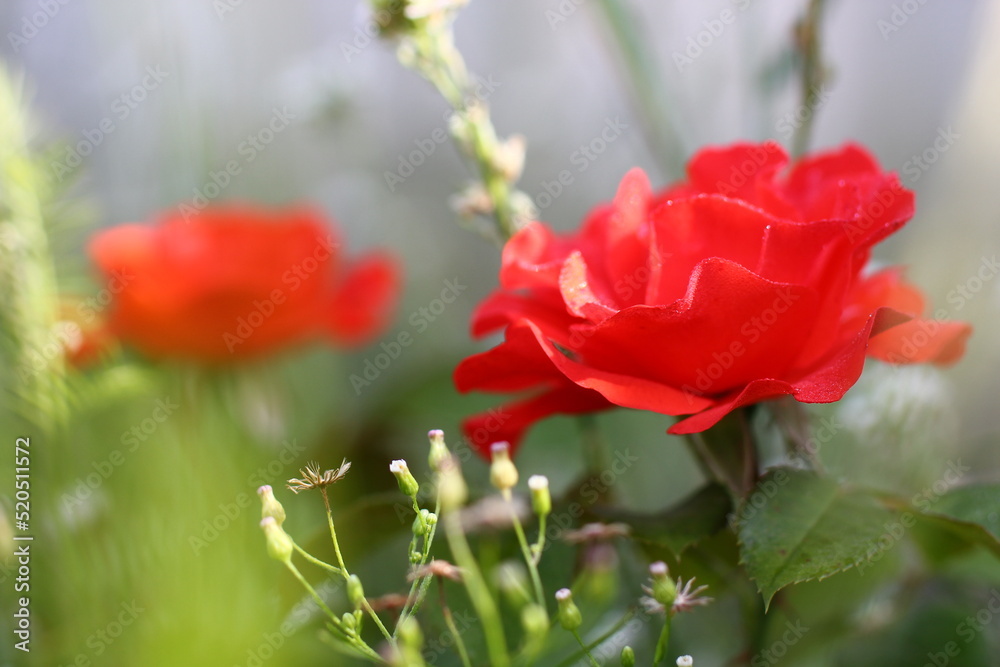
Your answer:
[910,483,1000,561]
[736,468,893,607]
[592,482,732,555]
[927,483,1000,538]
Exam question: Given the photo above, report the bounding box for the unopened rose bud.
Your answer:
[390,459,420,498]
[260,516,293,564]
[528,475,551,516]
[555,588,582,631]
[257,485,286,526]
[427,429,450,471]
[621,646,636,667]
[489,441,519,493]
[649,561,677,606]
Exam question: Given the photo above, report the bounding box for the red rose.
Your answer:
[455,142,971,454]
[88,204,400,362]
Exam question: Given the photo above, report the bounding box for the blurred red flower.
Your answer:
[455,142,971,454]
[88,204,400,362]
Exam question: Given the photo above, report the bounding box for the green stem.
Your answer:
[444,512,511,667]
[293,543,343,575]
[791,0,828,158]
[571,629,602,667]
[553,609,637,667]
[397,497,442,628]
[531,514,547,566]
[407,24,521,240]
[577,415,609,481]
[285,560,339,624]
[593,0,687,179]
[653,613,672,664]
[505,491,547,614]
[319,489,395,647]
[442,598,474,667]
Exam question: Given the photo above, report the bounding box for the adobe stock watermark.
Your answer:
[236,578,342,667]
[881,254,996,369]
[922,589,1000,667]
[751,620,809,666]
[855,458,970,575]
[222,234,338,353]
[544,0,586,30]
[63,600,145,665]
[189,439,306,555]
[877,0,931,41]
[775,85,832,140]
[16,320,84,384]
[77,269,134,324]
[50,66,169,183]
[532,116,629,212]
[60,398,179,512]
[177,106,296,221]
[680,288,802,404]
[844,126,958,245]
[384,76,502,192]
[7,0,73,52]
[672,0,755,72]
[350,277,467,395]
[340,0,406,62]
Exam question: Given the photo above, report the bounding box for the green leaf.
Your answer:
[593,482,732,555]
[912,483,1000,560]
[927,483,1000,538]
[736,468,894,608]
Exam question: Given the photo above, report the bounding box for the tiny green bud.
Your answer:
[528,475,551,516]
[428,429,450,471]
[621,646,636,667]
[341,611,358,634]
[649,561,677,606]
[347,574,365,609]
[520,603,549,639]
[257,485,286,526]
[259,517,293,563]
[495,561,531,609]
[412,508,436,536]
[437,457,468,511]
[489,441,519,493]
[555,588,582,631]
[390,459,420,498]
[397,615,424,650]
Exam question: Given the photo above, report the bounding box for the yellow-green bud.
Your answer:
[521,603,549,639]
[397,615,424,650]
[428,429,450,471]
[528,475,551,516]
[390,459,420,498]
[257,485,286,526]
[412,508,437,536]
[341,611,358,634]
[437,457,468,511]
[347,574,365,609]
[649,561,677,606]
[621,646,636,667]
[555,588,582,631]
[489,441,519,493]
[259,517,294,563]
[496,561,531,609]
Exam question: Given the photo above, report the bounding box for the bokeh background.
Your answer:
[1,0,999,665]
